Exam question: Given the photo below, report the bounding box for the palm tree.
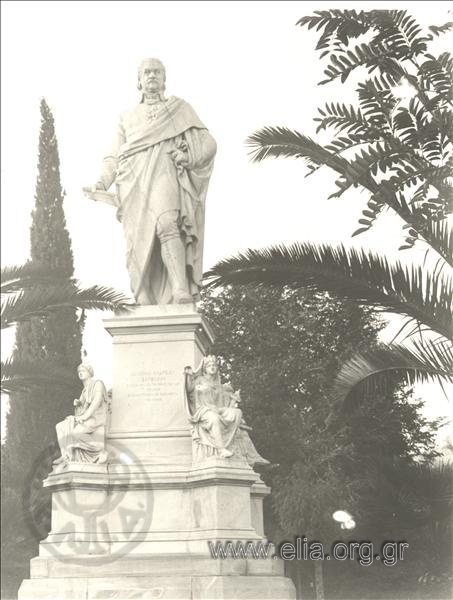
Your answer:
[205,9,453,404]
[1,263,132,393]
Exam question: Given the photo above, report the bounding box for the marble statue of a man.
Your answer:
[88,58,217,305]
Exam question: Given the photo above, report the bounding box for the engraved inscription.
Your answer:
[126,369,179,401]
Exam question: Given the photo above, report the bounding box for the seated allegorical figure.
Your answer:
[184,355,269,466]
[53,363,109,466]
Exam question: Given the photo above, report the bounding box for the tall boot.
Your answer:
[160,237,193,304]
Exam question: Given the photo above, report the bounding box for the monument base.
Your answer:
[20,571,295,600]
[21,549,296,598]
[18,306,296,599]
[20,552,295,598]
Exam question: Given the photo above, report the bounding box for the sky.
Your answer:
[1,1,451,442]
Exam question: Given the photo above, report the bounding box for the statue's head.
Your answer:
[77,363,94,379]
[202,355,219,376]
[137,58,166,96]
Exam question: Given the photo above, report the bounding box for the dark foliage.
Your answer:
[1,99,83,600]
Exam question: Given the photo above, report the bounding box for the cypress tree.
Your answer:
[1,99,83,599]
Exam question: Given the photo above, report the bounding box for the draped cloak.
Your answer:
[55,379,107,463]
[184,363,270,466]
[185,373,243,459]
[99,97,216,304]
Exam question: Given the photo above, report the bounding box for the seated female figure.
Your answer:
[185,355,269,466]
[53,363,108,466]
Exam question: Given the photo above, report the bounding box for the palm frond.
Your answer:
[335,340,453,405]
[245,126,451,244]
[408,461,453,505]
[325,134,369,155]
[204,242,453,341]
[315,103,374,136]
[1,357,80,395]
[333,139,415,199]
[245,127,350,174]
[420,219,453,268]
[1,284,132,328]
[1,263,71,294]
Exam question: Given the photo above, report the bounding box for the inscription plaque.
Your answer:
[127,369,178,402]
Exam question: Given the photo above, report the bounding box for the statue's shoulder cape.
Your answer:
[119,97,207,159]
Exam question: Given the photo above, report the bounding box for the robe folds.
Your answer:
[186,375,243,457]
[55,379,108,463]
[99,96,216,304]
[184,366,270,466]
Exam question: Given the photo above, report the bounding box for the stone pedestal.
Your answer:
[104,305,211,468]
[19,306,296,599]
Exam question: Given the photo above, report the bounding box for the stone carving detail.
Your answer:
[184,355,269,466]
[53,364,109,466]
[84,58,217,306]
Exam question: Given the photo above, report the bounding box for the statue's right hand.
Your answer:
[83,183,105,195]
[184,366,193,376]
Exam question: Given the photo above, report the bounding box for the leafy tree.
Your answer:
[332,459,453,600]
[205,9,453,403]
[200,285,439,599]
[0,99,128,600]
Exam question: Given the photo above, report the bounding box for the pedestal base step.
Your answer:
[20,554,295,599]
[30,553,284,578]
[19,574,296,600]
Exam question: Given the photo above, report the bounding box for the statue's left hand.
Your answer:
[168,148,189,168]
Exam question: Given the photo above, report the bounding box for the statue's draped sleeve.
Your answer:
[98,115,126,190]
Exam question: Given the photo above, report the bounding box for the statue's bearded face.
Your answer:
[139,62,165,94]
